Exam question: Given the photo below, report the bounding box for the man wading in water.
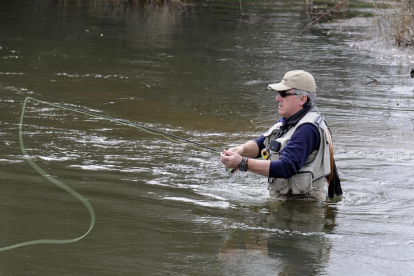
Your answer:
[220,70,341,201]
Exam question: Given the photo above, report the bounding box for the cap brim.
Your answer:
[268,83,292,91]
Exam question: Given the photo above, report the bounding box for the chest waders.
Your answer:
[264,109,331,199]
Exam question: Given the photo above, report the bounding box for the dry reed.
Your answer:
[374,0,414,47]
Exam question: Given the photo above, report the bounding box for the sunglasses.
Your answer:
[267,86,298,97]
[278,90,298,97]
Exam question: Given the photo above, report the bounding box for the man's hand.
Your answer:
[220,149,243,170]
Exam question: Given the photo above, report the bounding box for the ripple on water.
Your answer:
[162,196,231,209]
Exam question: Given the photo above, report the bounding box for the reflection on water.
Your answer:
[220,201,337,275]
[1,0,414,275]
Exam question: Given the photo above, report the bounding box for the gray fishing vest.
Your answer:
[264,108,331,195]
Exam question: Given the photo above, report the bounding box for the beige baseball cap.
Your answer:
[268,70,317,93]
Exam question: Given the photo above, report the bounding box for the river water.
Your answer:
[1,0,414,275]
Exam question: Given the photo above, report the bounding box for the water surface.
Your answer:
[1,0,414,275]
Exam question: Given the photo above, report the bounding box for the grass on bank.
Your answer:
[106,0,414,47]
[374,0,414,47]
[310,0,414,48]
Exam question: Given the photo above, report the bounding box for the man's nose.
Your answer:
[275,93,282,102]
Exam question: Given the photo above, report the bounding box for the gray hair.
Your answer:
[293,89,317,107]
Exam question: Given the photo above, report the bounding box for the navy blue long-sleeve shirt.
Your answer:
[253,122,320,179]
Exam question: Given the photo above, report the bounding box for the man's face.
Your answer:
[275,89,305,118]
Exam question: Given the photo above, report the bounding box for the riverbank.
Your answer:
[310,0,413,48]
[70,0,414,49]
[374,0,414,47]
[311,1,414,79]
[319,16,414,65]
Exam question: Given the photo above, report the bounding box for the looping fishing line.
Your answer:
[1,96,219,252]
[0,97,96,252]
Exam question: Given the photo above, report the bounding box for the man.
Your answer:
[220,70,341,201]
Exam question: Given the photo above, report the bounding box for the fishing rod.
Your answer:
[23,97,221,153]
[25,97,235,173]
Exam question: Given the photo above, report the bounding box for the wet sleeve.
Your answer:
[269,124,320,179]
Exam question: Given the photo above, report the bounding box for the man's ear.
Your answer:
[300,95,308,107]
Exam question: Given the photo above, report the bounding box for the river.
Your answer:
[1,0,414,275]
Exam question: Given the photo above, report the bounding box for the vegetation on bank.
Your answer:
[106,0,414,48]
[375,0,414,47]
[309,0,414,48]
[106,0,189,8]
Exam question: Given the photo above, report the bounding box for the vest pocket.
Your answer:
[269,178,289,194]
[290,172,313,194]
